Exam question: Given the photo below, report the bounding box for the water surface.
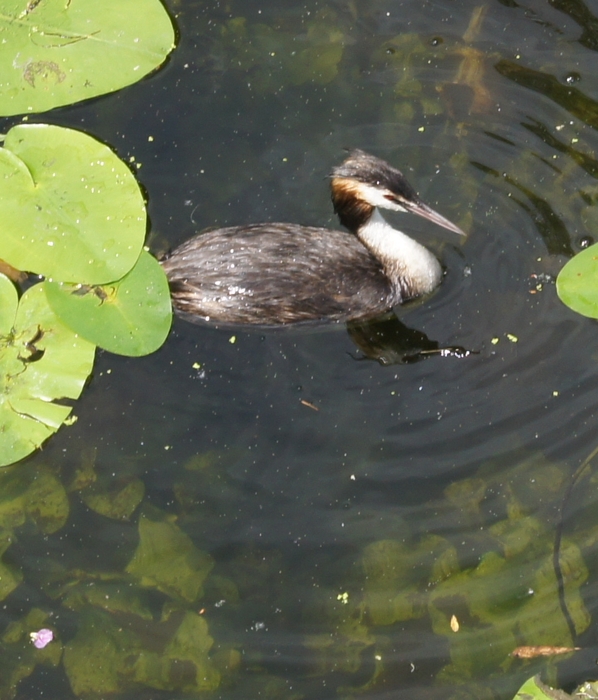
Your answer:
[6,0,598,698]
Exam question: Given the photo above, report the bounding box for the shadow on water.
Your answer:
[6,0,598,698]
[346,313,479,365]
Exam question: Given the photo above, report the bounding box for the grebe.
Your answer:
[162,150,465,325]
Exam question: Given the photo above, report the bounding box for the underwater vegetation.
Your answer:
[0,446,597,698]
[2,0,598,698]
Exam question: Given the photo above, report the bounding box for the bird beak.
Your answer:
[402,199,466,236]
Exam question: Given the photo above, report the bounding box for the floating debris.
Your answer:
[30,628,53,649]
[511,645,580,658]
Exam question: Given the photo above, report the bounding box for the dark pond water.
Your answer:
[5,0,598,698]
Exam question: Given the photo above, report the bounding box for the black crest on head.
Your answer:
[331,149,420,202]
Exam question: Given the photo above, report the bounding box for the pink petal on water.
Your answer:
[30,628,53,649]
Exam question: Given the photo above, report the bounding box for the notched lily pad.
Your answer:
[0,280,95,467]
[0,124,147,285]
[44,250,172,357]
[0,0,176,116]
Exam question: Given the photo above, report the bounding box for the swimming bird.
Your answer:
[162,149,465,325]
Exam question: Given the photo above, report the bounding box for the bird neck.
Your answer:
[357,209,443,299]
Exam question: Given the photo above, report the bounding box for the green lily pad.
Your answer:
[126,512,214,602]
[25,467,69,533]
[161,612,220,691]
[81,476,145,520]
[0,531,22,601]
[63,607,220,696]
[557,242,598,318]
[0,0,175,116]
[0,607,62,700]
[44,250,172,357]
[0,123,147,285]
[0,280,95,467]
[0,273,18,335]
[513,676,567,700]
[63,609,141,696]
[62,581,153,619]
[0,465,68,532]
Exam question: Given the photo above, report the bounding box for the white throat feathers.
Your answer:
[356,209,442,299]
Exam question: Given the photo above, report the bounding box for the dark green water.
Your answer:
[5,0,598,698]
